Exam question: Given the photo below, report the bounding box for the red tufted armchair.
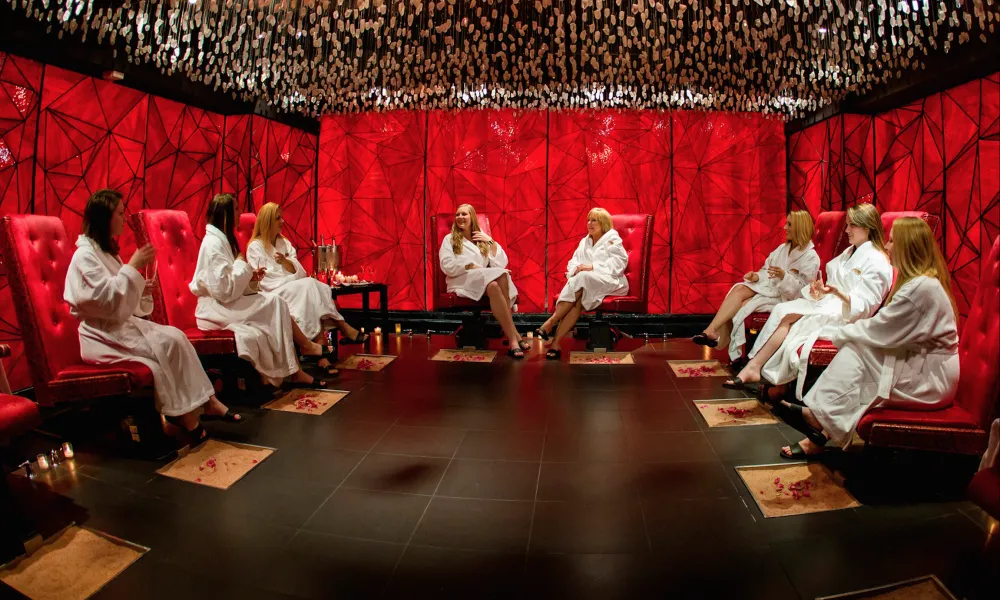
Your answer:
[430,214,495,348]
[235,212,256,254]
[130,210,237,356]
[855,236,999,454]
[0,215,154,406]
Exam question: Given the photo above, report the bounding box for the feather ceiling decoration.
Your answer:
[7,0,998,118]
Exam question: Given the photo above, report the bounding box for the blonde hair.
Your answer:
[450,204,489,258]
[249,202,284,251]
[846,202,887,254]
[588,208,613,236]
[786,210,814,250]
[886,217,958,319]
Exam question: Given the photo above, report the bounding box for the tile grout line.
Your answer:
[523,427,548,564]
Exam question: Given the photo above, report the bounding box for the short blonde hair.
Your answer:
[786,210,814,250]
[249,202,284,251]
[587,208,613,235]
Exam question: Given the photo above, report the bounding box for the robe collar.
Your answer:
[205,224,236,261]
[788,240,815,259]
[587,229,621,249]
[76,235,123,270]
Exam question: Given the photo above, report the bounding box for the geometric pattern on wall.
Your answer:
[841,114,877,206]
[250,116,317,272]
[144,96,222,240]
[546,110,673,313]
[943,75,1000,317]
[427,109,547,311]
[827,114,845,211]
[316,111,426,309]
[218,114,252,208]
[0,52,43,390]
[875,96,945,221]
[787,121,830,217]
[35,66,147,255]
[671,112,787,313]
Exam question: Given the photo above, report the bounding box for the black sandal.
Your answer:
[341,332,369,345]
[315,359,340,377]
[165,416,210,447]
[780,442,823,461]
[518,339,531,352]
[722,376,746,391]
[545,349,561,360]
[534,328,551,341]
[288,378,329,389]
[692,333,718,348]
[507,348,525,360]
[200,408,243,423]
[778,402,829,448]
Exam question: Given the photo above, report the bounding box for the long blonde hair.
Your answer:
[450,204,489,258]
[886,217,958,319]
[846,202,886,254]
[786,210,814,250]
[249,202,284,252]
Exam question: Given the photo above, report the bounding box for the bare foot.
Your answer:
[726,364,761,387]
[781,438,824,458]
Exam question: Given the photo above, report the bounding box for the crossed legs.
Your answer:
[485,275,524,354]
[541,290,585,354]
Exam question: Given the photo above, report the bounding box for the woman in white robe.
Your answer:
[189,194,331,388]
[439,204,527,358]
[778,218,959,459]
[535,208,629,359]
[692,211,820,361]
[726,203,893,400]
[64,189,238,445]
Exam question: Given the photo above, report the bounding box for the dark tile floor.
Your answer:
[2,336,997,599]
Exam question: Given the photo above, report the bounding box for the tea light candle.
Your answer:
[36,453,50,471]
[62,442,75,458]
[395,323,402,335]
[527,331,533,339]
[374,327,382,334]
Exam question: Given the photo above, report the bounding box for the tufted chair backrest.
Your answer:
[130,210,200,331]
[880,211,940,238]
[0,215,80,386]
[812,211,847,270]
[430,213,491,309]
[611,214,654,310]
[236,212,256,254]
[956,236,1000,429]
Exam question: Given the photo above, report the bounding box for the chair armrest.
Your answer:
[0,344,10,358]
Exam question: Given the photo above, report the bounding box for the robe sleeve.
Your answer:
[593,239,628,278]
[777,248,820,300]
[245,239,269,273]
[488,243,509,269]
[439,237,467,278]
[200,239,254,304]
[565,239,586,278]
[831,292,924,349]
[841,257,892,322]
[66,251,145,323]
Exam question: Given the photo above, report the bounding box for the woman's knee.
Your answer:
[486,281,500,292]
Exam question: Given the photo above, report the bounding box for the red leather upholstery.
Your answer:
[430,214,494,310]
[236,213,256,254]
[857,236,999,454]
[130,210,236,355]
[968,465,1000,521]
[599,214,653,313]
[812,211,849,270]
[0,215,153,406]
[880,211,940,237]
[0,394,41,445]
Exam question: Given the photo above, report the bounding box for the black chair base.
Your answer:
[587,316,617,351]
[455,312,489,350]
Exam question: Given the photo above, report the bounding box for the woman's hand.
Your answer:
[275,252,295,273]
[251,266,268,282]
[472,231,494,245]
[767,266,785,280]
[808,279,826,300]
[128,244,156,270]
[572,264,594,276]
[821,282,849,303]
[464,263,480,271]
[744,272,759,283]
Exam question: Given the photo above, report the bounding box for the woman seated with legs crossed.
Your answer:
[779,217,959,459]
[535,208,629,360]
[438,204,527,359]
[65,189,239,446]
[247,202,367,377]
[726,203,893,400]
[693,210,820,365]
[190,194,331,389]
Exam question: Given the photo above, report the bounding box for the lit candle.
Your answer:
[374,327,382,334]
[36,453,50,471]
[527,331,533,339]
[62,442,75,458]
[395,323,402,335]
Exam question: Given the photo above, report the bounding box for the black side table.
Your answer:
[330,282,389,338]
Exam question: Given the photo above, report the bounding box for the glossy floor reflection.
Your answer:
[3,335,995,600]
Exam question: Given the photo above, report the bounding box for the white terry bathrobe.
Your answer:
[246,237,343,340]
[557,230,629,311]
[439,236,518,306]
[750,241,893,399]
[728,241,821,360]
[190,225,299,386]
[65,236,215,417]
[804,276,959,448]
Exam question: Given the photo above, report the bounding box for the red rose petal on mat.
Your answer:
[251,459,258,464]
[195,478,202,482]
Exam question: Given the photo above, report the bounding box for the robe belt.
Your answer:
[876,347,953,400]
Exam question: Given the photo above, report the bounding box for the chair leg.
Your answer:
[456,312,488,350]
[587,313,615,351]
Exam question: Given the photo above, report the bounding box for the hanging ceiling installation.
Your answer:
[10,1,1000,117]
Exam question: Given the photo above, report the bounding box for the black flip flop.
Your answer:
[341,332,369,345]
[288,378,329,389]
[507,348,525,360]
[534,328,551,341]
[518,339,531,352]
[165,416,210,447]
[779,443,823,461]
[545,349,561,360]
[200,409,243,423]
[692,333,718,348]
[778,402,829,448]
[722,376,746,391]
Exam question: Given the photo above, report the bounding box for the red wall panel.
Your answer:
[842,114,876,204]
[546,110,672,312]
[874,98,945,219]
[787,122,829,217]
[250,116,317,271]
[316,112,426,310]
[671,112,786,313]
[0,52,42,390]
[218,114,252,207]
[427,110,548,312]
